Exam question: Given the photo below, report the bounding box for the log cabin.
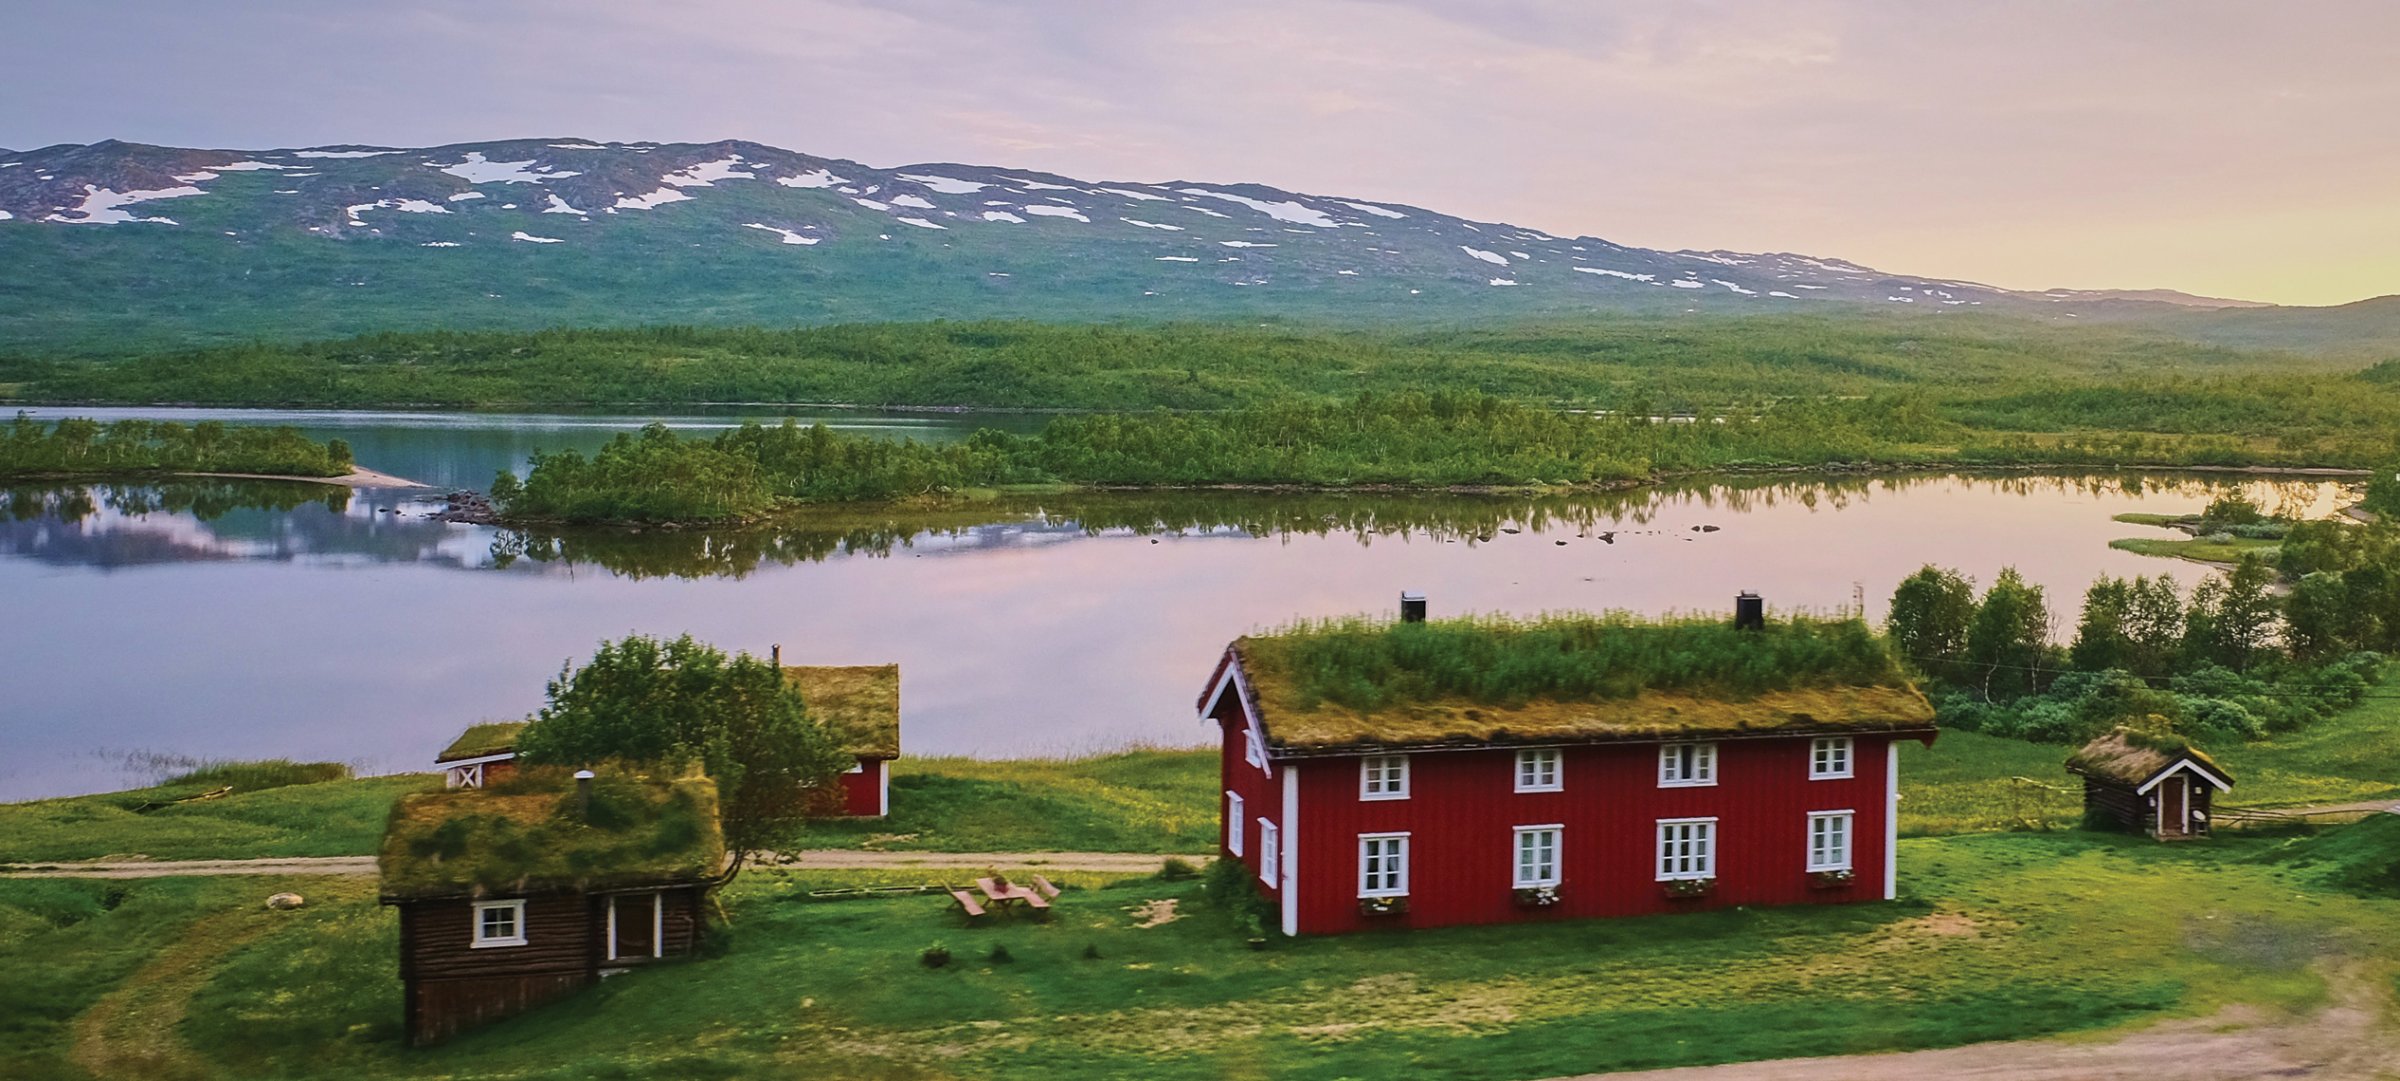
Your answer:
[378,768,724,1045]
[2067,727,2230,840]
[780,660,902,818]
[1200,599,1938,935]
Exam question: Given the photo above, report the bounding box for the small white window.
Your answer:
[1656,818,1717,880]
[1225,791,1245,856]
[1808,811,1854,872]
[1514,749,1562,793]
[1359,833,1410,897]
[1810,737,1854,780]
[1514,825,1562,887]
[1659,743,1718,787]
[471,899,528,948]
[1360,754,1410,800]
[1258,819,1280,886]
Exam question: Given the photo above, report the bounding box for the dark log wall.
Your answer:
[398,888,711,1044]
[407,973,588,1046]
[399,894,594,981]
[2081,778,2149,834]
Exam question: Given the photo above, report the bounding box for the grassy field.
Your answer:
[0,774,439,864]
[4,828,2396,1080]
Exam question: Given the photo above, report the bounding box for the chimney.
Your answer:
[1734,592,1765,631]
[1400,590,1428,624]
[770,643,782,666]
[574,769,595,820]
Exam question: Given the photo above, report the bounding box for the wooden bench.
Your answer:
[947,887,988,920]
[1030,875,1063,901]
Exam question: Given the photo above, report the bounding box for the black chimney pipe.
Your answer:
[575,769,595,820]
[1400,590,1427,624]
[1734,592,1765,631]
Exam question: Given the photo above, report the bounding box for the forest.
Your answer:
[0,414,354,479]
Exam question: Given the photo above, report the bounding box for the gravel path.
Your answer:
[0,850,1207,879]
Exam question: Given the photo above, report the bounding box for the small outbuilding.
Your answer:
[435,722,527,789]
[781,661,902,818]
[379,768,724,1045]
[2066,727,2231,840]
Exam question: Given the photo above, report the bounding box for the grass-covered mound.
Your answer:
[0,770,435,863]
[2264,813,2400,897]
[378,768,723,900]
[782,664,901,758]
[436,722,527,763]
[1232,613,1932,751]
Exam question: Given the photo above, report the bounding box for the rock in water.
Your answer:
[266,892,305,910]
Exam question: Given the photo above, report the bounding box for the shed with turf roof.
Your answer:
[378,768,724,1045]
[434,721,527,789]
[2067,727,2230,840]
[1201,597,1938,935]
[779,657,902,817]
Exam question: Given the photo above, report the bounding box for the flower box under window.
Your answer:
[1808,869,1856,890]
[1661,877,1715,900]
[1359,895,1410,917]
[1513,885,1561,908]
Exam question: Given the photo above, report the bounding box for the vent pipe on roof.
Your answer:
[1734,592,1765,631]
[770,643,781,666]
[574,769,595,820]
[1400,590,1427,624]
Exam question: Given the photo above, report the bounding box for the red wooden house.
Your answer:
[780,660,901,818]
[1199,605,1938,935]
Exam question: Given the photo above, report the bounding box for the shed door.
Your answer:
[2158,778,2187,838]
[609,894,658,960]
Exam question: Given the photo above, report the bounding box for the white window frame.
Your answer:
[1808,810,1855,872]
[1257,818,1280,886]
[1225,792,1245,856]
[1514,748,1563,793]
[1658,742,1718,788]
[471,899,528,948]
[1655,817,1718,881]
[1810,737,1854,780]
[1359,754,1410,801]
[1358,832,1411,898]
[1513,824,1562,888]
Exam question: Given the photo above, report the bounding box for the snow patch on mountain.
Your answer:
[1461,246,1509,266]
[1575,267,1654,282]
[777,169,846,189]
[290,149,401,159]
[510,231,563,243]
[1179,188,1338,228]
[890,194,937,209]
[436,153,579,184]
[662,157,754,187]
[614,188,692,211]
[542,194,587,217]
[981,210,1026,223]
[744,223,820,245]
[1022,205,1089,222]
[1121,218,1182,231]
[1102,187,1171,202]
[896,216,945,229]
[1340,200,1406,219]
[47,183,205,225]
[898,173,986,194]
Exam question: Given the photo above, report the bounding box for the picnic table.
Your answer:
[976,876,1052,912]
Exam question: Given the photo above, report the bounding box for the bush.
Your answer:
[1081,943,1102,960]
[986,944,1013,965]
[920,944,952,969]
[1157,857,1200,881]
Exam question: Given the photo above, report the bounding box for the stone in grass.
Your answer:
[266,892,306,910]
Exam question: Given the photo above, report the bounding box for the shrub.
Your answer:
[1157,857,1200,881]
[1081,943,1102,960]
[920,944,952,969]
[986,944,1013,965]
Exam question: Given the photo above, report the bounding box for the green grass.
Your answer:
[9,831,2397,1079]
[0,774,437,863]
[804,751,1221,853]
[2108,535,2282,564]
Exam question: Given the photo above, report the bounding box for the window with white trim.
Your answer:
[1225,791,1245,856]
[1360,754,1410,800]
[1808,811,1854,872]
[1659,743,1717,787]
[1514,748,1562,793]
[1810,737,1854,779]
[1513,825,1561,887]
[1258,819,1280,886]
[1358,833,1410,897]
[471,899,528,948]
[1656,818,1717,880]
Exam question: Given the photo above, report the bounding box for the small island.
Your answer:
[2,413,371,485]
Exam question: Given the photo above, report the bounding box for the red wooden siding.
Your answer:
[1273,737,1903,935]
[1208,664,1283,905]
[839,756,890,817]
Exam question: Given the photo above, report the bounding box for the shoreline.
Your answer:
[175,466,433,489]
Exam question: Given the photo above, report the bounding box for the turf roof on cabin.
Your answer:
[1224,615,1936,752]
[782,664,901,758]
[2066,727,2229,787]
[437,721,529,763]
[378,769,724,901]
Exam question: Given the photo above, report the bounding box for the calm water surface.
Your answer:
[0,409,2360,800]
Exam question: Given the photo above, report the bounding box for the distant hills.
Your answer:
[0,137,2389,354]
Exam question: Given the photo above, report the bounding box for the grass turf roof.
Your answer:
[1228,614,1934,752]
[2066,726,2230,788]
[378,768,723,901]
[436,721,528,763]
[783,664,900,758]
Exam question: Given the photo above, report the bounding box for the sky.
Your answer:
[4,0,2393,306]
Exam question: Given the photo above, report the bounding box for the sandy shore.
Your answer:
[175,466,432,489]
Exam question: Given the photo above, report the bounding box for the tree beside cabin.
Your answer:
[1202,612,1938,935]
[2067,727,2232,840]
[377,769,724,1045]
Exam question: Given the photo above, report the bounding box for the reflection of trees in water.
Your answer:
[0,481,478,570]
[496,471,2352,581]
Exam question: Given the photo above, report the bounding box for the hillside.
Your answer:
[2,137,2352,354]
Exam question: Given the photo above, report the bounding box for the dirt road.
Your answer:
[1573,963,2399,1081]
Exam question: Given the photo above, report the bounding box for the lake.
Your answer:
[0,408,2360,800]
